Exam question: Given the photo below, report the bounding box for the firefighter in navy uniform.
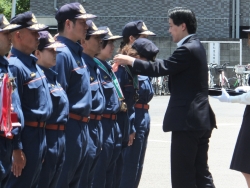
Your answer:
[92,27,123,188]
[113,20,156,188]
[35,31,69,188]
[119,38,158,188]
[6,12,53,188]
[53,3,96,188]
[0,14,24,188]
[79,20,107,187]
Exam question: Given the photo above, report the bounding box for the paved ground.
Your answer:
[138,95,247,188]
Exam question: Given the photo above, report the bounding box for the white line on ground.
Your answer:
[151,123,240,127]
[148,139,170,143]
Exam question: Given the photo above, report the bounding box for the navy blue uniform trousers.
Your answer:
[79,119,102,188]
[0,137,12,188]
[7,126,47,188]
[38,129,65,188]
[120,108,150,188]
[92,118,122,188]
[56,119,89,188]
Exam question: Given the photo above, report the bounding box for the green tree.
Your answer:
[0,0,30,20]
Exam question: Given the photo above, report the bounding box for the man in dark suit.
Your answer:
[114,7,216,188]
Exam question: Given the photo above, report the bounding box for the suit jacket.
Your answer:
[132,35,216,132]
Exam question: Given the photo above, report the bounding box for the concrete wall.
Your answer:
[31,0,231,38]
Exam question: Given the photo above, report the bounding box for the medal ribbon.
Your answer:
[124,65,139,90]
[93,58,124,99]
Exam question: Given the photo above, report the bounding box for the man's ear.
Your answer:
[65,19,71,30]
[34,50,40,58]
[181,23,187,31]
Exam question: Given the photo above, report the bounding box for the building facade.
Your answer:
[30,0,250,71]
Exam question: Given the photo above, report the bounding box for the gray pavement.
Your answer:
[138,95,247,188]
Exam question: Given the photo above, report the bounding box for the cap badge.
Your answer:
[79,5,86,14]
[142,22,148,31]
[107,28,113,36]
[48,34,55,43]
[2,16,9,26]
[76,61,81,66]
[92,22,98,31]
[31,14,38,23]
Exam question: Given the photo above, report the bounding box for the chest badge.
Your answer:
[76,61,81,66]
[90,77,94,82]
[30,72,36,78]
[104,76,108,79]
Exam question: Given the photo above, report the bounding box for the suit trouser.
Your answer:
[38,129,65,188]
[7,126,47,188]
[171,130,215,188]
[120,109,150,188]
[92,118,122,188]
[0,137,12,188]
[56,119,89,188]
[79,119,103,188]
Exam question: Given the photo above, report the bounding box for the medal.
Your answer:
[120,101,127,112]
[133,90,139,102]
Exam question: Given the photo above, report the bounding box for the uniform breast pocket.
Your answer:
[23,79,46,108]
[74,68,88,94]
[103,82,118,105]
[50,89,69,115]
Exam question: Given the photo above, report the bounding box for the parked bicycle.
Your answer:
[214,62,230,89]
[228,65,249,89]
[208,63,217,88]
[151,76,170,95]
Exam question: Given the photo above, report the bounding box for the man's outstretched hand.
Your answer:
[113,54,135,66]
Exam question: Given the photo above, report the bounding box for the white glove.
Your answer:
[212,88,230,102]
[235,86,250,93]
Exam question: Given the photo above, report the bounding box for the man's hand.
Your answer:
[128,132,136,146]
[113,54,135,66]
[12,149,26,177]
[212,88,230,102]
[235,86,250,93]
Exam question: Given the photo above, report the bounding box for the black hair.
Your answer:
[118,34,140,52]
[102,40,109,49]
[57,18,77,33]
[168,7,197,34]
[85,35,91,40]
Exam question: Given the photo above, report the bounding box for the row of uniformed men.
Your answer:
[0,2,159,188]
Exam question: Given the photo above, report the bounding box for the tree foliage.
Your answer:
[0,0,30,20]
